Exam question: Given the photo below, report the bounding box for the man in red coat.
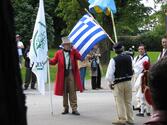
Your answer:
[49,37,83,115]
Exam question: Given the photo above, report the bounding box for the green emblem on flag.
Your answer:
[33,21,47,70]
[33,21,46,57]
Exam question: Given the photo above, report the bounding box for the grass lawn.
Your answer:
[21,49,160,83]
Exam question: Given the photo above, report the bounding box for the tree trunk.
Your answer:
[99,15,113,64]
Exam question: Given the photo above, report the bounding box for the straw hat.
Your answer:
[61,37,71,45]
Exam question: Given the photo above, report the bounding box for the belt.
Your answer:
[114,76,132,84]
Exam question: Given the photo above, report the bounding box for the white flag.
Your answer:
[29,0,48,95]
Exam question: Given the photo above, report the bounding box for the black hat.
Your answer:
[113,42,123,50]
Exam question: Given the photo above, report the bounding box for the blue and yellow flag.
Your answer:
[88,0,117,16]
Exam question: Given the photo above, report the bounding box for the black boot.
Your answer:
[133,105,141,112]
[72,110,80,115]
[24,85,28,90]
[136,113,144,117]
[62,109,69,115]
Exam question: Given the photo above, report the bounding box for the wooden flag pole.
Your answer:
[85,8,115,44]
[110,11,118,43]
[47,60,54,116]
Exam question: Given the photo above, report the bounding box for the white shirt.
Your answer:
[105,58,115,85]
[64,51,72,70]
[157,48,167,61]
[133,54,149,76]
[17,41,24,56]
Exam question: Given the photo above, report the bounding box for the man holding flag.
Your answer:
[49,37,83,115]
[48,12,107,115]
[29,0,48,95]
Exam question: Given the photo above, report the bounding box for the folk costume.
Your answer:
[135,61,151,117]
[132,52,149,109]
[106,43,134,124]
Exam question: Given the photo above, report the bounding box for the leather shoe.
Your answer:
[24,87,28,90]
[72,111,80,115]
[133,106,141,112]
[126,121,135,125]
[97,87,103,89]
[146,113,151,116]
[112,120,126,125]
[136,113,144,117]
[61,110,69,115]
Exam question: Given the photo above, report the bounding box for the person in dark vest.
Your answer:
[157,36,167,61]
[106,42,134,125]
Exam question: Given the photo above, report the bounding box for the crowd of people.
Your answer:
[17,34,167,124]
[2,1,166,124]
[16,35,37,90]
[105,35,167,125]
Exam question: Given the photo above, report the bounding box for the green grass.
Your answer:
[110,51,160,64]
[147,51,159,64]
[21,50,160,83]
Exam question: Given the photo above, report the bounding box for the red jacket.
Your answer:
[49,48,83,96]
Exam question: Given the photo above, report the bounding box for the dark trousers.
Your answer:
[97,64,101,88]
[91,65,101,89]
[91,76,97,89]
[24,68,36,88]
[63,70,77,111]
[80,67,86,89]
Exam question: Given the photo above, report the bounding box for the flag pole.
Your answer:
[47,61,54,115]
[110,11,118,43]
[85,8,115,44]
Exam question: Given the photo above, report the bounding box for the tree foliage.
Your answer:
[12,0,54,48]
[115,0,152,35]
[12,0,167,63]
[56,0,83,35]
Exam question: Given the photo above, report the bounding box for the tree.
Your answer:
[12,0,54,48]
[56,0,83,36]
[13,0,161,63]
[55,0,153,64]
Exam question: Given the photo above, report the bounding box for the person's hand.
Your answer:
[47,56,50,61]
[96,54,101,57]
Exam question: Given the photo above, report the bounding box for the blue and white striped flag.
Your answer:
[68,14,107,60]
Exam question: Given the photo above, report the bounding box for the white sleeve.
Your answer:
[157,53,160,61]
[105,58,115,84]
[18,41,24,48]
[133,56,149,75]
